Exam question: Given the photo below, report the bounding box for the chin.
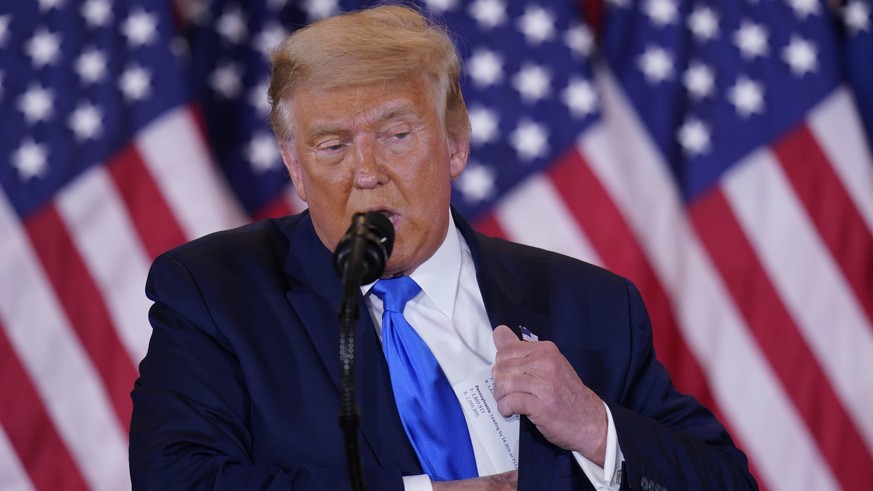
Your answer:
[383,254,411,278]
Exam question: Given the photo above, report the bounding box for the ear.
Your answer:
[280,142,308,203]
[447,128,470,179]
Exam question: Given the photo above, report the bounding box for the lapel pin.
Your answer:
[519,325,539,342]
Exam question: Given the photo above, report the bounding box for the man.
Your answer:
[130,5,757,490]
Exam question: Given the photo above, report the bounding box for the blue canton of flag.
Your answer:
[0,1,185,219]
[602,0,842,202]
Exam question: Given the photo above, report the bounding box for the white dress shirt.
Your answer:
[363,214,623,490]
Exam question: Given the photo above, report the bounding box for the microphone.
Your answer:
[333,212,395,285]
[333,211,394,491]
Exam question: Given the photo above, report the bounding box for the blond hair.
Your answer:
[268,4,469,142]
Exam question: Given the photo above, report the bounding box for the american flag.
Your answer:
[0,0,870,490]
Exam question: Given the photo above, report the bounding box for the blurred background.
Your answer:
[0,0,871,489]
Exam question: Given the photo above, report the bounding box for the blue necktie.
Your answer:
[372,276,477,481]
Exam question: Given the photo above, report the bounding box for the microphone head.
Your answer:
[364,212,394,259]
[333,212,395,285]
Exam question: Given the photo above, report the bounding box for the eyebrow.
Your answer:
[304,101,422,142]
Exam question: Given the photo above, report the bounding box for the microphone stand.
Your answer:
[337,219,369,491]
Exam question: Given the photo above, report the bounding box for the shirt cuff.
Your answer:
[572,401,625,490]
[402,474,433,491]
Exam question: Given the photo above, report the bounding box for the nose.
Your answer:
[353,138,385,189]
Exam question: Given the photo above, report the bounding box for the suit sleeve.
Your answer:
[129,252,403,491]
[608,280,758,491]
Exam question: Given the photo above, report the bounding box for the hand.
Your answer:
[431,470,517,490]
[491,325,607,466]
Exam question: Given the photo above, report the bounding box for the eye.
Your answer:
[392,131,410,140]
[316,139,346,155]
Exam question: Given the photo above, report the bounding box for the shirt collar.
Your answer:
[362,212,462,318]
[408,213,461,318]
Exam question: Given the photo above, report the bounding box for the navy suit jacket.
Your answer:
[130,210,757,490]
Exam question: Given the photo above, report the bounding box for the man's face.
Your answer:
[280,77,469,277]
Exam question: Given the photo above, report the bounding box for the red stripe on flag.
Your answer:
[690,187,872,489]
[107,144,188,260]
[253,192,295,221]
[24,205,138,430]
[0,321,89,491]
[579,0,604,38]
[772,123,873,327]
[547,148,718,410]
[472,210,509,239]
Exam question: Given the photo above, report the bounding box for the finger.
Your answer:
[493,324,520,350]
[489,470,518,484]
[492,366,553,401]
[496,391,541,418]
[494,341,561,381]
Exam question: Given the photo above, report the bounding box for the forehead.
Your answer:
[288,77,440,133]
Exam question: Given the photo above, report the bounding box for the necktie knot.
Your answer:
[372,276,421,313]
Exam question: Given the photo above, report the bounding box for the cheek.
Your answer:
[302,161,355,201]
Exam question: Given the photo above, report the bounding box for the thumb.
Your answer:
[493,325,520,349]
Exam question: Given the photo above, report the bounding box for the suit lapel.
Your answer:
[454,210,563,489]
[453,211,550,339]
[282,214,344,391]
[281,214,421,474]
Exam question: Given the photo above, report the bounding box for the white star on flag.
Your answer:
[246,133,281,173]
[12,138,49,181]
[510,119,549,161]
[638,45,673,83]
[423,0,457,14]
[75,48,108,85]
[688,6,719,42]
[467,48,504,87]
[455,162,497,203]
[211,62,244,98]
[645,0,678,27]
[249,81,271,117]
[564,23,593,57]
[68,102,103,142]
[683,62,715,100]
[119,65,152,101]
[512,63,552,103]
[562,78,597,117]
[517,6,555,44]
[122,9,158,47]
[80,0,112,27]
[727,76,765,117]
[37,0,64,12]
[468,0,506,29]
[733,21,769,59]
[844,1,871,34]
[468,105,500,145]
[787,0,820,19]
[302,0,339,21]
[17,84,54,124]
[782,36,818,77]
[217,7,248,44]
[255,23,286,55]
[25,28,61,68]
[678,118,711,156]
